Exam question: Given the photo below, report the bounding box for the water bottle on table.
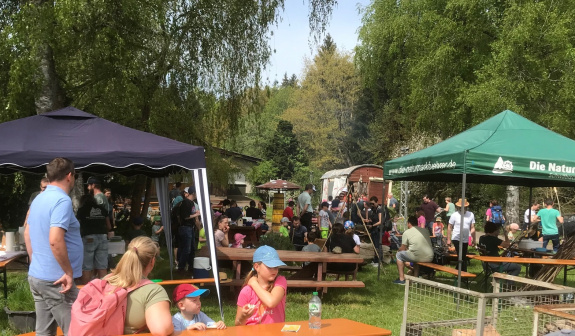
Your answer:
[308,291,322,329]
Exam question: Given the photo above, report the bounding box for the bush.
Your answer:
[259,232,294,251]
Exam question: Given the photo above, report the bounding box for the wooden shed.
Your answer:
[320,165,391,205]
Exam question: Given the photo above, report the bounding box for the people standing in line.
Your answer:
[24,158,82,336]
[23,177,50,228]
[225,200,243,223]
[524,201,541,231]
[178,186,201,273]
[282,201,295,222]
[246,200,263,219]
[393,216,434,285]
[535,198,564,252]
[447,199,476,272]
[421,195,442,234]
[297,184,315,231]
[76,194,109,284]
[444,197,455,219]
[289,216,307,251]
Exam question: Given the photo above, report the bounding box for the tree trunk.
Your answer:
[506,185,520,224]
[69,173,84,212]
[33,0,66,114]
[130,175,147,220]
[140,177,153,219]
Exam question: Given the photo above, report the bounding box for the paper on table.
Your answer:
[281,325,301,332]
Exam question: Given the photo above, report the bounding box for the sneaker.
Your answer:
[370,262,379,268]
[393,278,406,285]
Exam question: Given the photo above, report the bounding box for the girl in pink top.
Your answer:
[417,210,426,228]
[235,246,287,326]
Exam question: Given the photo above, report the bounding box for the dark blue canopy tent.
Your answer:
[0,107,224,319]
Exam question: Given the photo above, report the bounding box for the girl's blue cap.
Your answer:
[253,245,286,268]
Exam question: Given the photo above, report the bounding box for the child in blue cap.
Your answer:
[235,245,287,326]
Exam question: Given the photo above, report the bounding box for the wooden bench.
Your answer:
[414,262,476,278]
[220,278,365,289]
[77,278,216,289]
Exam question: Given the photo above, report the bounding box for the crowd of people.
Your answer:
[21,156,568,334]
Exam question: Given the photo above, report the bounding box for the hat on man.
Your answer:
[455,198,469,207]
[85,176,101,185]
[184,186,195,194]
[172,284,210,303]
[253,245,286,268]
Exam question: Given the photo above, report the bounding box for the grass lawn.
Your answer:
[2,247,575,335]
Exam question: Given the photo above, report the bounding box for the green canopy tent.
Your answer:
[384,110,575,286]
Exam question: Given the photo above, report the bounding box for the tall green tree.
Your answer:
[283,35,360,170]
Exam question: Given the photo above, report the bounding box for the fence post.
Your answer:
[400,278,410,336]
[491,276,501,330]
[476,296,486,335]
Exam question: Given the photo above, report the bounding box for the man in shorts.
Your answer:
[393,215,433,285]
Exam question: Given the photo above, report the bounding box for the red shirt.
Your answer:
[282,207,294,221]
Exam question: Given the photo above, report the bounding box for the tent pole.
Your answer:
[457,173,467,288]
[523,187,533,232]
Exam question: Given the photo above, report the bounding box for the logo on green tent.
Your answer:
[493,157,513,174]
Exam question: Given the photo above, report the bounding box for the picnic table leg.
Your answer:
[413,264,420,278]
[2,266,6,298]
[317,262,328,294]
[564,266,568,286]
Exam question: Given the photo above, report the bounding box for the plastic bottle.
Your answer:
[308,291,322,329]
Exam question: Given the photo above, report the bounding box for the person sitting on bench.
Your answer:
[478,221,521,276]
[393,216,433,285]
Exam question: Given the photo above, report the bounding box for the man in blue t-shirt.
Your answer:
[535,198,564,252]
[25,158,83,336]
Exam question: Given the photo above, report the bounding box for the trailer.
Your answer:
[320,164,391,205]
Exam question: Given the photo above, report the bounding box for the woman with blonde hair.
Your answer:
[106,236,173,335]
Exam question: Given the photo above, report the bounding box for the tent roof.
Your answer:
[256,179,301,190]
[0,107,206,176]
[321,164,382,180]
[384,110,575,187]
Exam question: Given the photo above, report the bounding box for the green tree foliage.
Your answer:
[263,120,307,180]
[283,35,360,170]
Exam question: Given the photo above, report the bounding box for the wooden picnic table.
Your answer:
[197,247,365,293]
[0,251,28,298]
[471,255,575,285]
[140,318,390,336]
[17,318,391,336]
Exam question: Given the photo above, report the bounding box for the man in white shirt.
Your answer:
[523,202,541,230]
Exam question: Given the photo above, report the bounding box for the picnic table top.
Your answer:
[198,247,363,263]
[471,255,575,265]
[17,318,391,336]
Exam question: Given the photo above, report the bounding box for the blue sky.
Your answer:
[263,0,371,84]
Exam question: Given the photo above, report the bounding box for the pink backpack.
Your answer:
[69,278,153,336]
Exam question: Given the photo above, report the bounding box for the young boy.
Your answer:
[319,201,332,239]
[279,217,290,237]
[172,284,226,331]
[151,217,164,244]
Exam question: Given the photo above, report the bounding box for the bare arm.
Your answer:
[447,224,453,245]
[558,215,564,224]
[24,222,32,261]
[145,300,173,336]
[247,277,285,308]
[49,227,73,292]
[470,223,476,245]
[105,217,112,232]
[353,245,360,253]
